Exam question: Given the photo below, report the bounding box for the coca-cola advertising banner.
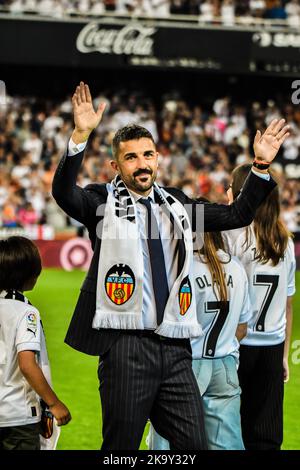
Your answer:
[34,239,300,270]
[1,16,300,75]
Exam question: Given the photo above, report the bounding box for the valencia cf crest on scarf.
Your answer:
[179,276,192,316]
[105,264,135,305]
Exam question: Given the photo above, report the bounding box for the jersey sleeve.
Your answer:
[287,238,296,297]
[15,308,41,353]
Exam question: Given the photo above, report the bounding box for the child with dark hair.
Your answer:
[0,237,71,450]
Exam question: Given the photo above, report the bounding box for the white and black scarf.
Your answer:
[93,175,202,339]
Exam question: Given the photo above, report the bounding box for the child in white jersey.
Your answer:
[148,226,251,450]
[0,236,71,450]
[225,164,296,450]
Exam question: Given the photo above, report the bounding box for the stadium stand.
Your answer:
[0,4,299,245]
[0,0,300,26]
[0,91,299,234]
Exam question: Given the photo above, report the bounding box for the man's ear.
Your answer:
[110,160,119,173]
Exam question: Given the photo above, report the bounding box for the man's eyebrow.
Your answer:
[124,152,137,158]
[123,150,155,158]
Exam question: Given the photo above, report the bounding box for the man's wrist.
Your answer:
[252,158,270,172]
[71,129,91,145]
[252,166,269,174]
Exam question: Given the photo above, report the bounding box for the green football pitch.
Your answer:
[29,269,300,450]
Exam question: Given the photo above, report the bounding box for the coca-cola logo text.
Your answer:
[76,22,156,56]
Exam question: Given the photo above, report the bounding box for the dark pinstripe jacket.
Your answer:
[52,150,277,356]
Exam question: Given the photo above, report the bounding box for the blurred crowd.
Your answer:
[1,0,300,25]
[0,90,299,235]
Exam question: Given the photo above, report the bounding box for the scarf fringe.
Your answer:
[155,321,203,339]
[92,313,144,331]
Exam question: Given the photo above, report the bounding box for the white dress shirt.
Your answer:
[129,188,179,328]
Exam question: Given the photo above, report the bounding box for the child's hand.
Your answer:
[283,357,290,383]
[49,400,72,426]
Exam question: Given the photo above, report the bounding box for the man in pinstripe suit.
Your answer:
[52,82,289,450]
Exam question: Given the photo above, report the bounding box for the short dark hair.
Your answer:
[0,236,42,291]
[112,124,155,159]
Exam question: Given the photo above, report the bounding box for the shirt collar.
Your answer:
[128,187,155,203]
[0,290,30,303]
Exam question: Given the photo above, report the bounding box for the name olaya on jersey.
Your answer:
[195,273,234,290]
[191,249,251,361]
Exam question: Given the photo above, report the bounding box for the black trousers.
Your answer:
[0,423,40,450]
[238,342,284,450]
[98,331,208,450]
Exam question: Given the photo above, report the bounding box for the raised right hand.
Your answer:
[72,81,106,143]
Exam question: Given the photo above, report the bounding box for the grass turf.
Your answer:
[28,269,300,450]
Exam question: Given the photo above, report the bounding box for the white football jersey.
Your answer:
[224,226,296,346]
[0,291,44,427]
[191,249,251,361]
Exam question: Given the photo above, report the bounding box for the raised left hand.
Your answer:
[253,118,290,163]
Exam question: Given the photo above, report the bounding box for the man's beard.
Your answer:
[125,169,156,192]
[131,173,156,192]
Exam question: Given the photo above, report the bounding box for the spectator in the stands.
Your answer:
[0,89,299,234]
[18,202,39,226]
[264,0,287,19]
[0,0,299,23]
[199,0,215,21]
[285,0,300,26]
[221,0,235,25]
[22,131,43,164]
[2,200,19,228]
